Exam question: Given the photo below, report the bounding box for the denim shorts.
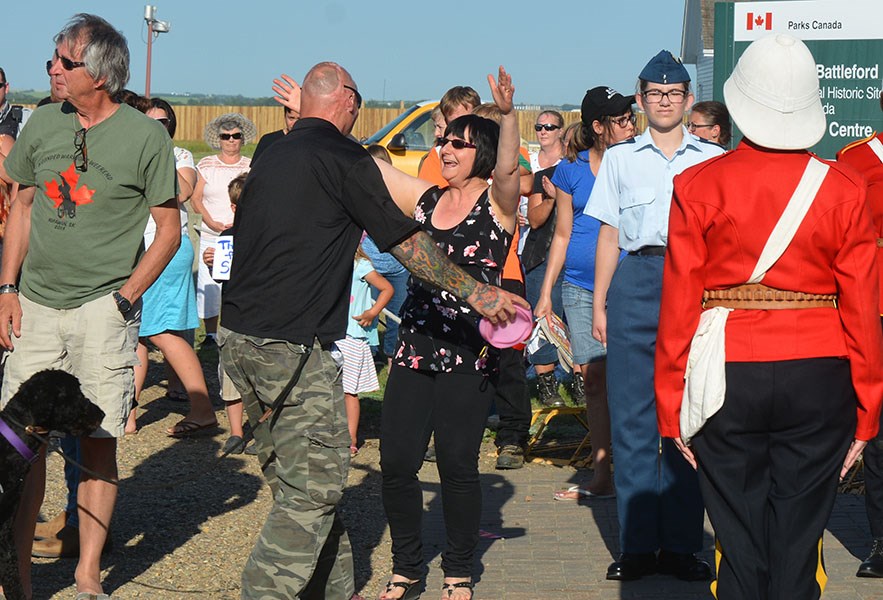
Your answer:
[561,280,606,364]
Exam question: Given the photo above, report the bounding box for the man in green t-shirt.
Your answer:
[0,14,179,599]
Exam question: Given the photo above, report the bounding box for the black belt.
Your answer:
[628,246,666,256]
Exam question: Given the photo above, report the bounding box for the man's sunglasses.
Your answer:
[439,138,476,150]
[52,50,86,71]
[534,124,561,132]
[74,128,88,172]
[343,84,362,109]
[219,132,243,140]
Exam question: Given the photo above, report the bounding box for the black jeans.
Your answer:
[380,365,496,579]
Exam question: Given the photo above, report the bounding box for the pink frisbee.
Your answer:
[479,304,535,349]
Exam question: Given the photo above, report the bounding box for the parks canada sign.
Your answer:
[714,0,881,158]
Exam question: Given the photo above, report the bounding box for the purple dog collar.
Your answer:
[0,417,38,464]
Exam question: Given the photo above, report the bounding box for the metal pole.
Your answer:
[145,22,153,98]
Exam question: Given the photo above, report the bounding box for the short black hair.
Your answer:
[444,114,499,181]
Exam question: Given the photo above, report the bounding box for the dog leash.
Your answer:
[6,345,312,491]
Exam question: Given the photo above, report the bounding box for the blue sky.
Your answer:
[3,0,691,106]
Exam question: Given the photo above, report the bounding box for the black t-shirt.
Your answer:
[520,165,559,272]
[251,129,285,164]
[221,118,420,345]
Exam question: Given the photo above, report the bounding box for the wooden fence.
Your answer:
[171,105,584,143]
[170,106,645,143]
[19,103,647,143]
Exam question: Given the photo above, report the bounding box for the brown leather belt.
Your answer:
[702,283,837,310]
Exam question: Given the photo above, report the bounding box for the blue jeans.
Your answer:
[524,262,563,366]
[606,254,703,554]
[561,280,606,365]
[371,270,409,358]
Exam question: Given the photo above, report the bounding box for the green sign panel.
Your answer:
[714,0,882,158]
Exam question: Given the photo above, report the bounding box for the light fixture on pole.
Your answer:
[144,5,171,98]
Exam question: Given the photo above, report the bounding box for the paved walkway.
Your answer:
[404,451,881,600]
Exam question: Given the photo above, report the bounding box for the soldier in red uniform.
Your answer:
[656,35,883,600]
[838,91,883,579]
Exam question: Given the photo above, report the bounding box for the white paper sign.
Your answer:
[211,235,234,281]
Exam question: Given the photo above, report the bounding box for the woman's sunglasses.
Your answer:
[534,124,561,132]
[219,132,243,141]
[439,138,476,150]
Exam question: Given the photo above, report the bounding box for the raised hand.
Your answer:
[272,74,302,114]
[487,65,515,115]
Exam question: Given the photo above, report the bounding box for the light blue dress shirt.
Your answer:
[584,127,725,252]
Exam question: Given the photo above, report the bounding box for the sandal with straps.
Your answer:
[441,580,473,599]
[379,578,423,600]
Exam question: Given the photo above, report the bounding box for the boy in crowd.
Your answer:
[585,50,724,581]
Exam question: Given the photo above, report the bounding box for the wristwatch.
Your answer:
[0,284,19,295]
[113,291,132,314]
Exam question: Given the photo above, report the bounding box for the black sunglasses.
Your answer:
[45,60,52,75]
[53,49,86,71]
[343,84,362,109]
[219,132,243,141]
[439,137,476,150]
[534,123,561,132]
[0,81,6,87]
[74,128,88,172]
[154,117,171,126]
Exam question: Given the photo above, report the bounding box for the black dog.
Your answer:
[0,369,104,600]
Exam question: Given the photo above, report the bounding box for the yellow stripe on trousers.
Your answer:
[711,536,827,599]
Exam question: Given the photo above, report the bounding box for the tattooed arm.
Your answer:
[391,230,527,323]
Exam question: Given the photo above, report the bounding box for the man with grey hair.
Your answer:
[220,61,525,599]
[0,14,179,598]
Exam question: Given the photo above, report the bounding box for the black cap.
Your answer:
[581,87,635,127]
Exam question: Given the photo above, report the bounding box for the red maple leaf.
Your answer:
[45,163,95,209]
[755,15,764,26]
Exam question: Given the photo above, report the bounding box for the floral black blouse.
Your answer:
[394,186,512,374]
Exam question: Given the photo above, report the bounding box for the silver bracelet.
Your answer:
[0,284,19,294]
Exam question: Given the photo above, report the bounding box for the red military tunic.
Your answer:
[838,132,883,314]
[655,140,883,441]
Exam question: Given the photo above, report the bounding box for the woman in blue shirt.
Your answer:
[535,86,635,499]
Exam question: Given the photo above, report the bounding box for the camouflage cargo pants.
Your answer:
[219,328,354,600]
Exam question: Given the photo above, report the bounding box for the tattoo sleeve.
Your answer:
[391,231,480,300]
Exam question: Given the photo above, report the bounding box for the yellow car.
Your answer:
[362,100,439,176]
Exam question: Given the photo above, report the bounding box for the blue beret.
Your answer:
[639,50,690,85]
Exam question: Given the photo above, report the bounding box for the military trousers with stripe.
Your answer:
[220,328,354,600]
[692,358,855,600]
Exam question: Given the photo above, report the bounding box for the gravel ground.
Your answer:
[29,346,509,600]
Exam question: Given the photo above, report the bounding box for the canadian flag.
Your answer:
[747,12,773,30]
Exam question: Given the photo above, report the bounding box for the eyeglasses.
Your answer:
[534,123,561,132]
[219,132,243,141]
[74,128,88,172]
[0,81,6,87]
[154,117,171,126]
[53,49,86,71]
[343,84,362,109]
[607,114,637,128]
[439,137,476,150]
[641,89,687,104]
[45,60,53,75]
[687,122,714,132]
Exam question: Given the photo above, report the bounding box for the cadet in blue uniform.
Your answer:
[585,50,724,582]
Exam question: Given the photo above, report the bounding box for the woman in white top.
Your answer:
[190,113,255,342]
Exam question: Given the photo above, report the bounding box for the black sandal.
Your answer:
[380,578,422,600]
[441,580,473,599]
